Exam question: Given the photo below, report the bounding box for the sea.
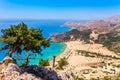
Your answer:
[0,19,71,65]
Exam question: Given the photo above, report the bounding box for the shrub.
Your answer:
[116,64,120,68]
[91,66,98,68]
[103,40,112,48]
[4,59,15,66]
[39,59,50,66]
[98,31,120,53]
[74,76,84,80]
[90,78,99,80]
[56,57,68,70]
[102,76,111,80]
[116,74,120,80]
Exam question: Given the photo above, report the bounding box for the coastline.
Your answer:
[49,42,67,65]
[54,42,67,61]
[49,42,67,60]
[51,40,120,79]
[54,40,120,62]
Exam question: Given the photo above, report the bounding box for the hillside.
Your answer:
[49,28,120,54]
[50,15,120,53]
[64,15,120,33]
[49,29,92,43]
[97,29,120,53]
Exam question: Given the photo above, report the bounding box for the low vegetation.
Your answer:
[68,29,92,42]
[90,78,99,80]
[50,29,92,43]
[39,59,50,66]
[76,50,120,60]
[4,59,15,66]
[73,75,120,80]
[97,30,120,53]
[116,73,120,80]
[74,77,84,80]
[56,57,68,70]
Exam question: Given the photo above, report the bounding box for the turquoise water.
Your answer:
[14,42,66,65]
[29,42,66,65]
[0,19,70,65]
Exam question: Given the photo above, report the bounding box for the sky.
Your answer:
[0,0,120,20]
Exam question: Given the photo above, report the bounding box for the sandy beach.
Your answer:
[53,41,120,79]
[56,40,120,64]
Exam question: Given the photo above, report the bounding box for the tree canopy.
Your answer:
[0,22,50,57]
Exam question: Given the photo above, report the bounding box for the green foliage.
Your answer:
[76,49,120,63]
[4,59,15,66]
[80,29,92,42]
[90,78,99,80]
[0,22,50,57]
[54,29,92,42]
[102,76,111,80]
[116,64,120,68]
[98,30,120,53]
[103,40,112,48]
[116,74,120,80]
[74,77,84,80]
[69,29,92,42]
[56,57,68,70]
[39,59,50,66]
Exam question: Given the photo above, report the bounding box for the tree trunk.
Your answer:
[8,44,20,57]
[8,49,13,57]
[53,56,56,68]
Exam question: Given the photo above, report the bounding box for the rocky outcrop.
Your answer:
[89,31,99,43]
[0,63,40,80]
[0,56,58,80]
[57,71,75,80]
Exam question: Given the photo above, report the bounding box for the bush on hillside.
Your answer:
[56,57,68,70]
[39,59,50,66]
[74,76,84,80]
[4,59,15,66]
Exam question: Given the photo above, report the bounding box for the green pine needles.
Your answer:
[0,22,50,57]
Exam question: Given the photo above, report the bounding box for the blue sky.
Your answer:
[0,0,120,20]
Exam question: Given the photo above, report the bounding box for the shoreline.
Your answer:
[49,42,67,65]
[49,42,67,60]
[55,42,67,60]
[54,40,120,61]
[51,40,120,79]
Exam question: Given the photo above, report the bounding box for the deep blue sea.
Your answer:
[0,19,71,65]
